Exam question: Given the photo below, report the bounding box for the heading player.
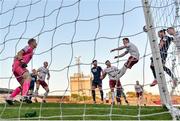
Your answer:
[110,38,139,80]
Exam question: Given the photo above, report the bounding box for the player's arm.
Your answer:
[114,50,128,59]
[141,85,144,92]
[170,36,176,44]
[100,67,103,77]
[100,71,107,80]
[134,86,136,92]
[16,50,24,60]
[37,68,42,78]
[110,46,126,52]
[47,71,50,80]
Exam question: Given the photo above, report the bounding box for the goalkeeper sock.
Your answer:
[22,80,30,96]
[10,87,21,98]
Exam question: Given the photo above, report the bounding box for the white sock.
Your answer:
[111,92,115,103]
[43,90,49,100]
[116,66,127,79]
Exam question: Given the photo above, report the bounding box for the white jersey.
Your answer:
[37,66,49,81]
[135,84,143,93]
[104,66,119,80]
[174,31,180,50]
[126,42,140,59]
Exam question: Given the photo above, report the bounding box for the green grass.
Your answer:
[0,103,172,120]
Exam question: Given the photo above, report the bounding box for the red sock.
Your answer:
[22,80,30,96]
[10,87,21,98]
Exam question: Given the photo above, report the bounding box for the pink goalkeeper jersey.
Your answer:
[20,46,34,64]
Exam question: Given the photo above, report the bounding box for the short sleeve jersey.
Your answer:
[174,32,180,50]
[31,73,37,82]
[38,67,49,81]
[104,66,119,80]
[91,66,102,82]
[126,42,140,59]
[22,46,33,56]
[135,84,143,93]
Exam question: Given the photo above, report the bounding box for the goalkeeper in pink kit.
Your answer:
[6,38,37,105]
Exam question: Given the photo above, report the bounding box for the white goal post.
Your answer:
[142,0,180,120]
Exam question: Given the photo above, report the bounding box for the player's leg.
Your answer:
[20,72,32,103]
[21,72,31,97]
[150,58,158,87]
[34,80,40,102]
[35,80,40,95]
[163,66,174,79]
[163,66,178,87]
[161,54,178,88]
[8,72,23,99]
[122,91,129,105]
[139,92,144,106]
[177,48,180,64]
[28,80,35,100]
[98,83,103,103]
[125,56,138,69]
[41,81,49,103]
[136,93,140,106]
[116,66,127,79]
[6,61,27,105]
[6,86,22,105]
[116,56,138,79]
[91,82,97,104]
[109,80,115,105]
[116,80,121,106]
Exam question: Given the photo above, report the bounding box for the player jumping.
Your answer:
[34,61,50,103]
[150,29,178,87]
[91,60,104,104]
[6,38,37,105]
[101,60,121,106]
[110,38,139,80]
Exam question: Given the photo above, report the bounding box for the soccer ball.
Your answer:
[143,25,148,32]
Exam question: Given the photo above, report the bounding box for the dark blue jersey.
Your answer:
[159,36,173,56]
[31,73,37,82]
[91,66,102,83]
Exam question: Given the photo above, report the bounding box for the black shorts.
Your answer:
[92,81,102,88]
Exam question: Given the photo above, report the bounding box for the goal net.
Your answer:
[0,0,180,120]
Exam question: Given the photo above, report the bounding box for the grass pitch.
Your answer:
[0,103,172,120]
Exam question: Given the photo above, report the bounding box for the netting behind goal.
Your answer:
[0,0,180,120]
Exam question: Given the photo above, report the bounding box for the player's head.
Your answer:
[43,61,48,68]
[105,60,111,67]
[167,27,175,35]
[92,60,97,66]
[136,80,139,85]
[32,69,37,74]
[122,38,129,45]
[28,38,37,48]
[158,29,166,38]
